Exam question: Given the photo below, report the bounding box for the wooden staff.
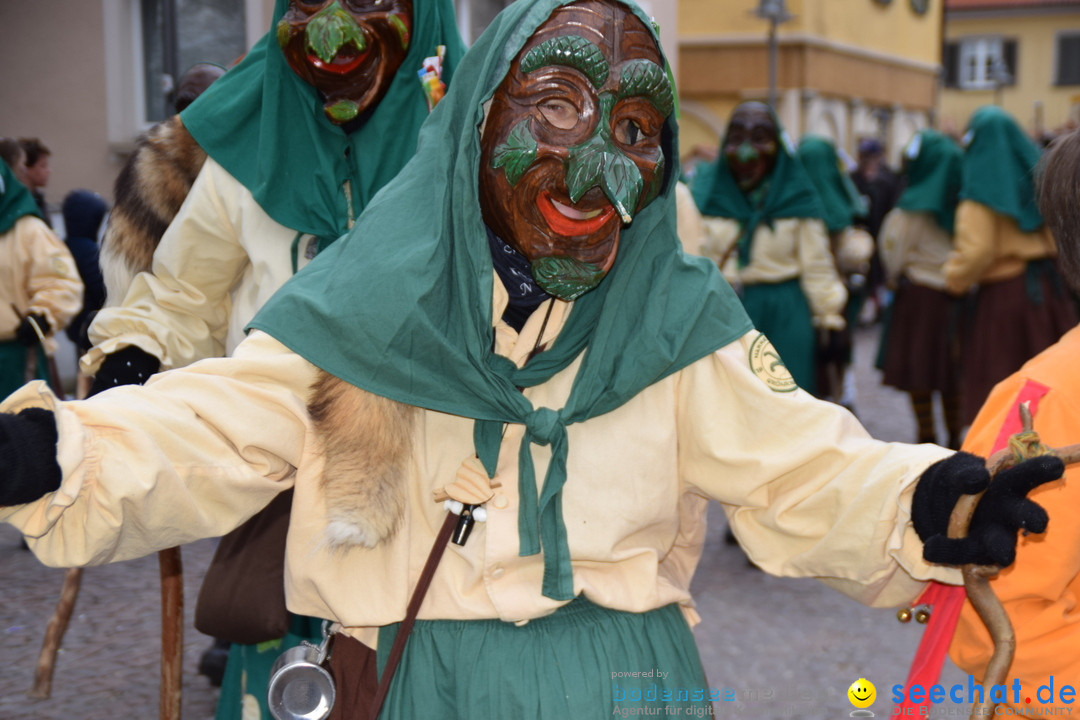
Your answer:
[946,403,1080,719]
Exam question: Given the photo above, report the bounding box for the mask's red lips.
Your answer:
[537,191,616,237]
[308,47,370,75]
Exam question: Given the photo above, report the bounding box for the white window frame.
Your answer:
[957,36,1004,90]
[102,0,268,150]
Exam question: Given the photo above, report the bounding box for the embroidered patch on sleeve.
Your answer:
[748,332,796,392]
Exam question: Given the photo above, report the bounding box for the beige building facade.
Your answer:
[677,0,944,166]
[938,0,1080,141]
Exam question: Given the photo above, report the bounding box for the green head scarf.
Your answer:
[0,160,42,235]
[896,129,963,235]
[251,0,753,601]
[180,0,466,241]
[796,135,867,234]
[960,105,1044,232]
[690,105,825,265]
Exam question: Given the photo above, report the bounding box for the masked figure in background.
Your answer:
[82,1,464,718]
[690,102,846,394]
[0,1,1065,718]
[877,130,965,448]
[797,135,873,412]
[0,160,82,399]
[944,106,1077,427]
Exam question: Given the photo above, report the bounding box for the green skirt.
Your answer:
[740,279,816,393]
[0,340,46,399]
[374,596,711,719]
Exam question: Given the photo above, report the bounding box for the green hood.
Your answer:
[960,105,1044,232]
[896,129,963,234]
[181,0,466,241]
[690,105,825,265]
[250,0,753,601]
[797,135,867,234]
[0,160,42,235]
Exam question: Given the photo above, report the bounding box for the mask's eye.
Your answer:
[538,98,578,130]
[615,118,643,146]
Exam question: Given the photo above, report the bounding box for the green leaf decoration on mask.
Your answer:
[491,119,538,186]
[275,18,291,49]
[326,99,361,123]
[617,59,674,117]
[388,13,410,50]
[566,96,642,221]
[530,256,605,301]
[306,1,368,64]
[520,35,608,89]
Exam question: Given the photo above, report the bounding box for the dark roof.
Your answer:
[947,0,1080,9]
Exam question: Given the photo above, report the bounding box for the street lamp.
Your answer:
[754,0,794,111]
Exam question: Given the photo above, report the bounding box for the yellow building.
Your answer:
[677,0,944,165]
[938,0,1080,141]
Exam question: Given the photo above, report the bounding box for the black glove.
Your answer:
[0,408,62,506]
[816,328,851,366]
[88,345,161,397]
[912,450,1064,567]
[15,313,50,347]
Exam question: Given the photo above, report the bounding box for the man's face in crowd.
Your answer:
[25,155,50,190]
[277,0,412,124]
[723,102,779,192]
[478,0,672,301]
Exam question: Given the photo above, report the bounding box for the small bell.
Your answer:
[896,607,913,623]
[915,608,931,624]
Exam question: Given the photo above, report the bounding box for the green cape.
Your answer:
[796,135,867,234]
[180,0,466,241]
[690,105,825,265]
[960,105,1044,232]
[250,0,753,601]
[0,160,42,235]
[896,129,963,235]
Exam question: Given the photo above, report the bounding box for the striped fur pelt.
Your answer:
[100,115,207,305]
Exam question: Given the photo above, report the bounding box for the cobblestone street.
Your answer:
[0,323,972,719]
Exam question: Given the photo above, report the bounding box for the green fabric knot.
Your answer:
[525,407,562,445]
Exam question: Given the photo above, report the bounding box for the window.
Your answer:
[943,37,1016,90]
[103,0,266,148]
[140,0,248,122]
[1056,33,1080,86]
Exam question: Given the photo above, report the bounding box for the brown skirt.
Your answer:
[960,260,1078,425]
[880,280,962,395]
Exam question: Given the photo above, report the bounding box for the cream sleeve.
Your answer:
[17,216,84,341]
[795,218,847,330]
[677,331,959,608]
[877,208,909,289]
[944,200,996,295]
[83,161,251,374]
[0,331,317,567]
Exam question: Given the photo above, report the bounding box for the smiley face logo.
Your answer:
[847,678,876,709]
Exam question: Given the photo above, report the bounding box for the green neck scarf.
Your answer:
[250,0,753,602]
[797,135,867,234]
[960,105,1044,233]
[0,161,42,235]
[181,0,466,241]
[896,129,963,235]
[690,108,825,265]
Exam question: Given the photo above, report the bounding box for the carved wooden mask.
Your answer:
[478,0,673,301]
[723,101,780,192]
[277,0,412,124]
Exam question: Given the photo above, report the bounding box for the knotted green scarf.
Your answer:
[250,0,753,601]
[0,161,42,235]
[960,105,1044,233]
[896,129,963,235]
[690,106,824,266]
[181,0,466,241]
[797,135,867,234]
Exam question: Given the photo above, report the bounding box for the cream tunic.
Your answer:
[878,209,954,292]
[698,216,847,330]
[2,281,958,647]
[0,215,83,354]
[83,158,331,374]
